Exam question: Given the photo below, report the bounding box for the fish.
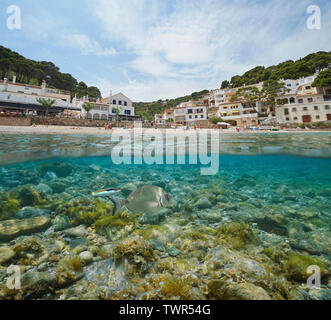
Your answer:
[92,186,171,215]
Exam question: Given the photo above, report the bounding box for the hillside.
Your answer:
[1,45,330,119]
[0,46,101,99]
[223,51,331,88]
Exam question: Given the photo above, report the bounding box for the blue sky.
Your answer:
[0,0,330,101]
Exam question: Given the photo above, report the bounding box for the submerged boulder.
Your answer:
[0,247,15,265]
[208,280,271,300]
[16,207,50,219]
[0,216,51,241]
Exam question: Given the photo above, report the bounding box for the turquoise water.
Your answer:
[0,132,330,300]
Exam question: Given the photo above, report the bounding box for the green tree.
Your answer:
[231,86,264,113]
[37,98,56,116]
[209,116,223,125]
[82,103,95,119]
[262,80,286,114]
[312,69,331,88]
[221,80,230,89]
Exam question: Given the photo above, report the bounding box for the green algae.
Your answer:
[216,222,259,250]
[283,253,330,282]
[94,211,136,234]
[0,194,20,221]
[55,198,113,226]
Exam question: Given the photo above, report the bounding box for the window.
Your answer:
[325,105,330,110]
[284,108,289,115]
[293,117,298,120]
[292,108,297,112]
[286,117,290,121]
[124,101,127,106]
[195,115,198,119]
[124,110,131,115]
[118,100,122,105]
[305,86,311,90]
[314,106,318,110]
[200,115,204,118]
[308,98,313,103]
[316,115,320,119]
[189,115,192,119]
[112,109,117,114]
[298,99,303,103]
[188,109,193,114]
[303,107,308,111]
[113,100,116,105]
[287,84,291,87]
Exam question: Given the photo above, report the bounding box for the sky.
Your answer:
[0,0,330,101]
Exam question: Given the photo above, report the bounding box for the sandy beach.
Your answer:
[0,125,330,135]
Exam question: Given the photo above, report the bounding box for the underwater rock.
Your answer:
[0,217,51,241]
[208,280,271,300]
[121,183,138,197]
[308,288,331,300]
[39,162,74,178]
[0,196,20,221]
[283,253,330,283]
[35,184,53,195]
[150,239,166,252]
[20,271,58,299]
[52,214,71,231]
[0,247,15,265]
[68,238,88,250]
[196,197,212,210]
[44,171,57,180]
[48,180,67,194]
[64,225,88,238]
[17,186,47,207]
[255,214,288,236]
[16,207,50,219]
[79,251,94,265]
[168,247,180,257]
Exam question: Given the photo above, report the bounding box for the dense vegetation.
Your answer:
[227,51,331,88]
[312,69,331,87]
[0,46,101,99]
[134,90,209,121]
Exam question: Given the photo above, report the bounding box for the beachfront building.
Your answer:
[275,80,331,124]
[0,77,75,115]
[73,91,139,121]
[173,101,208,126]
[154,109,174,124]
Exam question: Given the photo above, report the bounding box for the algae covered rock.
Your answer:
[79,251,94,265]
[196,197,212,210]
[39,162,74,178]
[20,271,57,299]
[0,247,15,265]
[16,207,50,219]
[0,216,51,241]
[308,288,331,300]
[0,194,20,221]
[17,186,47,207]
[52,214,71,231]
[283,253,330,282]
[208,280,271,300]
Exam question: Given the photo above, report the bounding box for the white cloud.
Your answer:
[63,34,116,56]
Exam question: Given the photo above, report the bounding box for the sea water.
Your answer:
[0,132,330,300]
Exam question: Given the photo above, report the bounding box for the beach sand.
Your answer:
[0,125,329,135]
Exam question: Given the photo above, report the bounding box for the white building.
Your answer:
[275,80,331,124]
[0,77,73,114]
[72,91,137,121]
[154,109,174,124]
[174,101,208,126]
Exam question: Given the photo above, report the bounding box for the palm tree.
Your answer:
[37,98,56,116]
[82,103,95,119]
